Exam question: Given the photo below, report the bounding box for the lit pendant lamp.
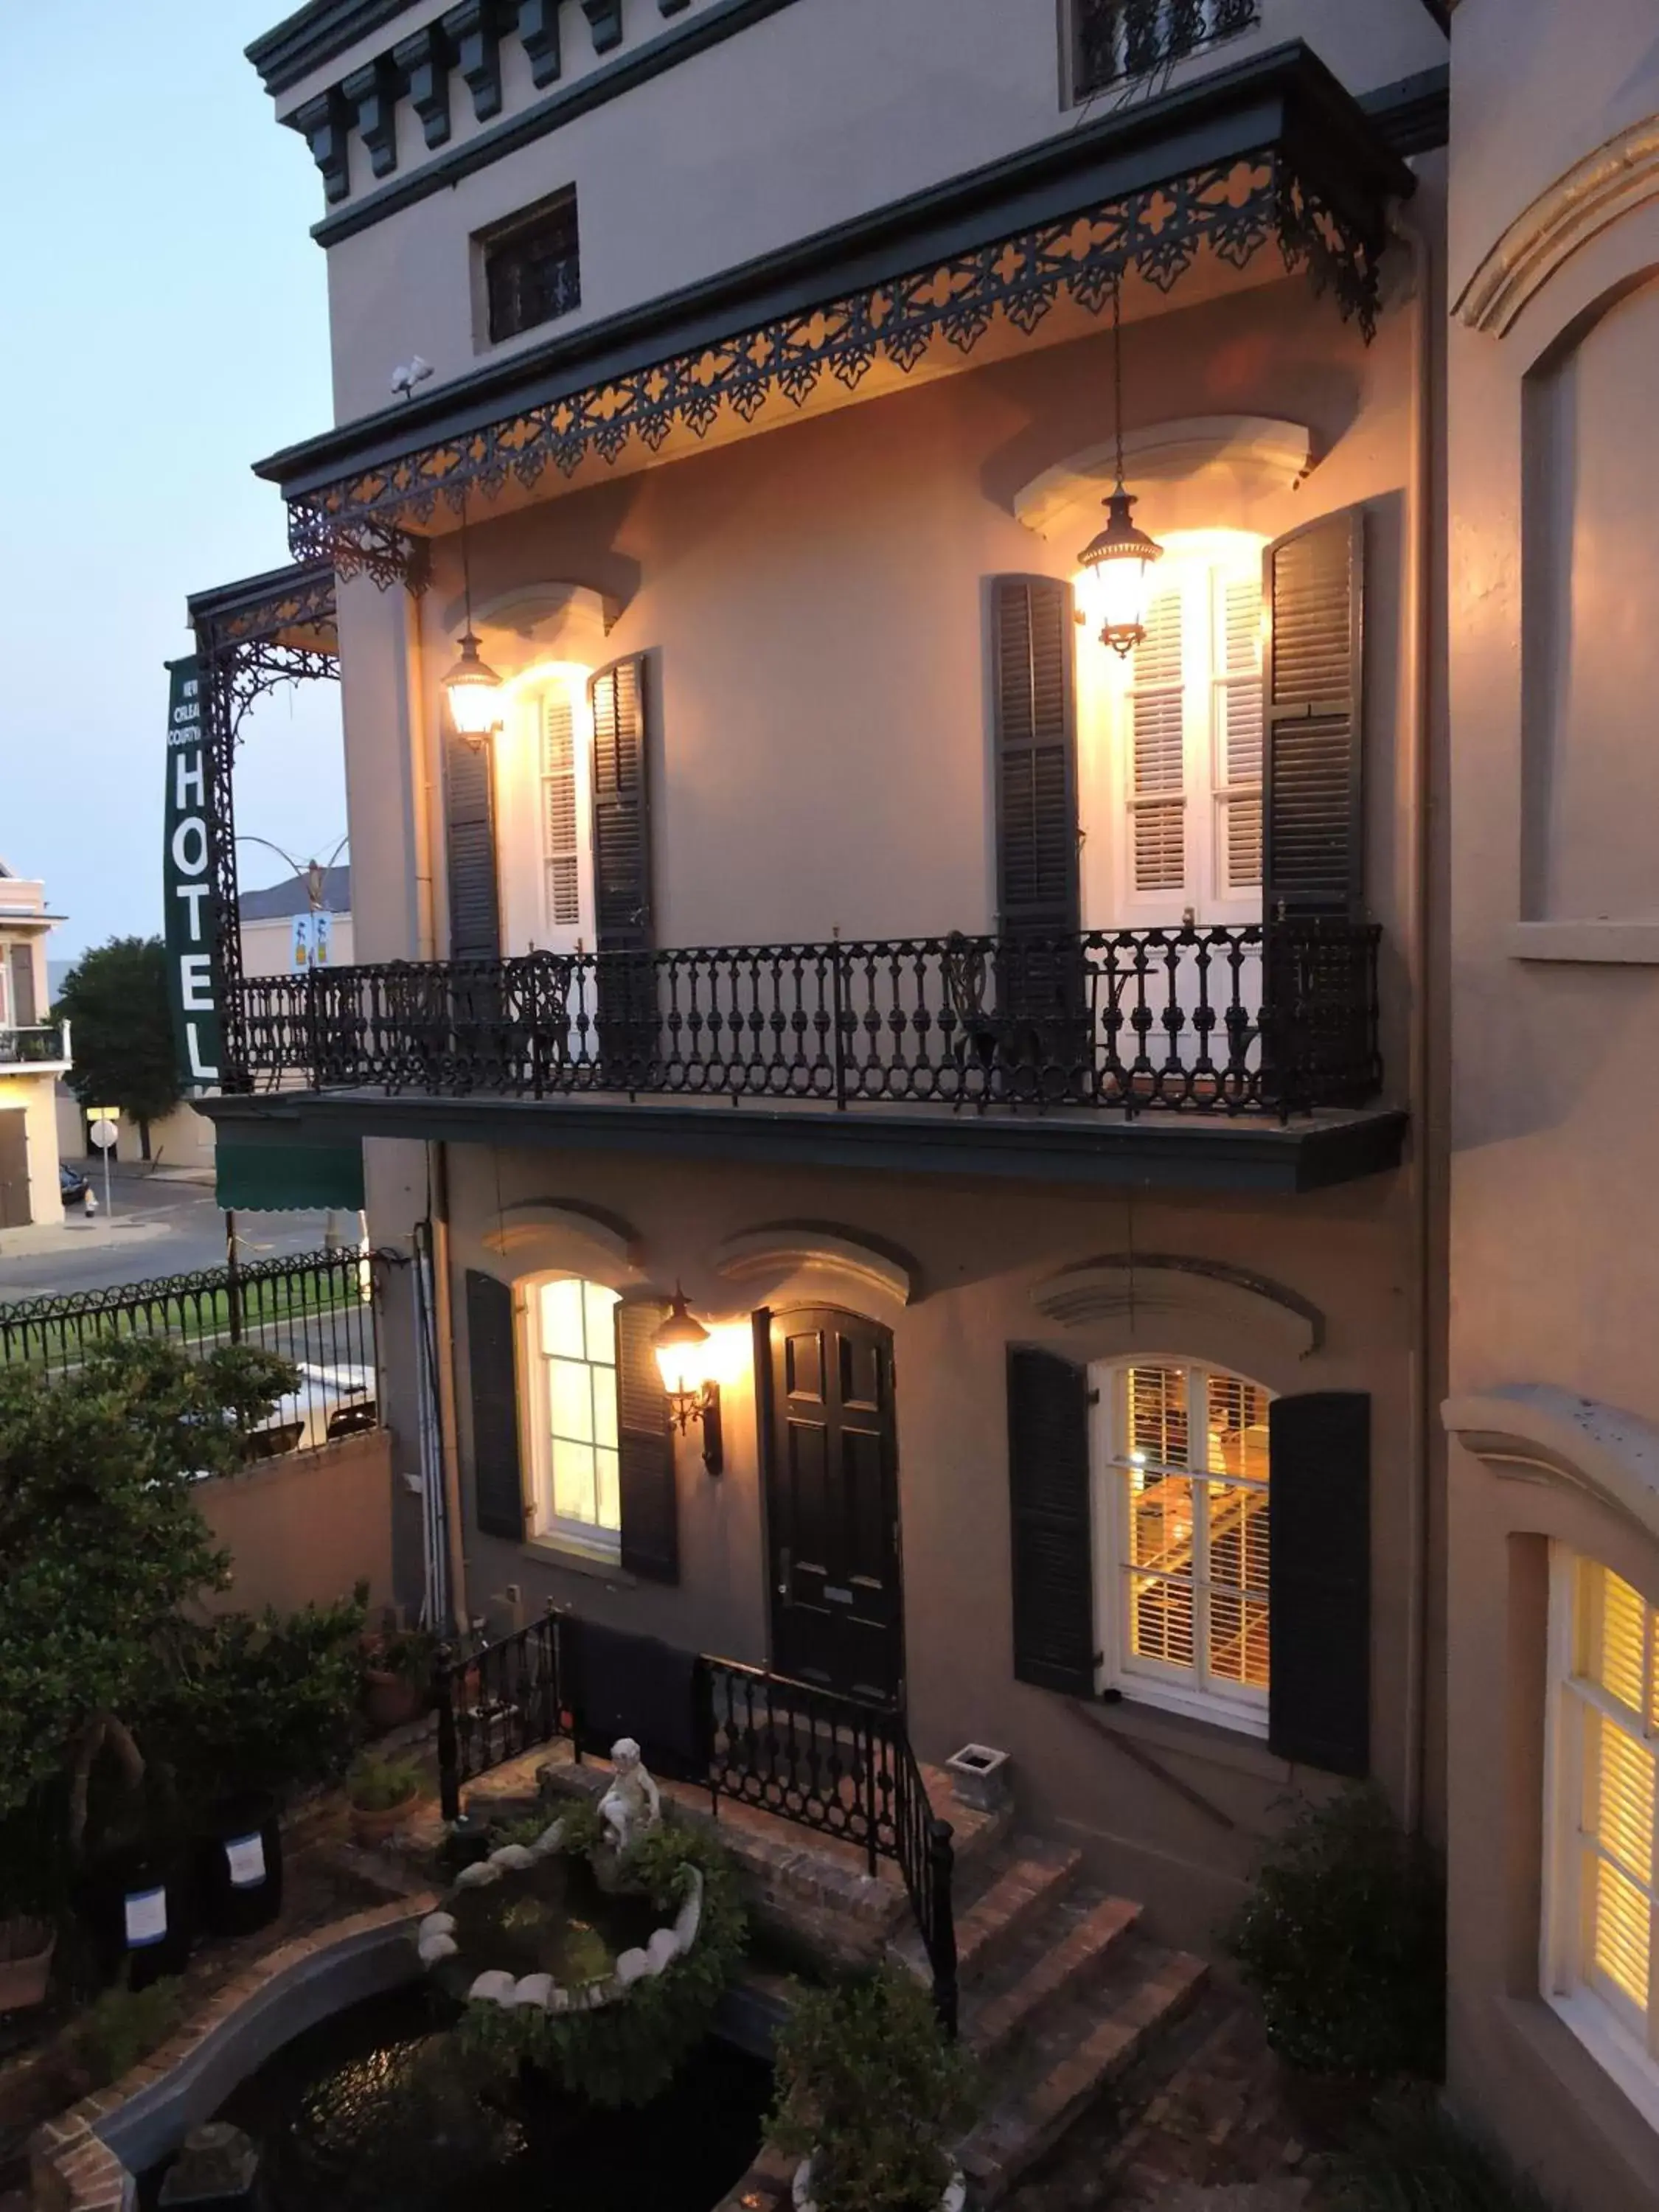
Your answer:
[1077,271,1164,657]
[652,1286,724,1474]
[441,490,503,742]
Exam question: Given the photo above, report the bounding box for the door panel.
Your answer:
[768,1308,902,1705]
[0,1110,29,1228]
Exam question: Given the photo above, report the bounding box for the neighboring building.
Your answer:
[1441,5,1659,2206]
[0,860,72,1227]
[212,0,1450,1956]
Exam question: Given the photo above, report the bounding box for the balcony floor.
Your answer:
[206,1087,1407,1194]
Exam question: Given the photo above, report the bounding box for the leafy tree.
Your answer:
[56,935,183,1155]
[0,1338,296,1844]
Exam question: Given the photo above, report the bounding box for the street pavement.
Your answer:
[0,1167,339,1300]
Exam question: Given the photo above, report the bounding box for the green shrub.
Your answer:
[68,1974,185,2088]
[1326,2096,1561,2211]
[768,1963,978,2212]
[347,1753,424,1812]
[1225,1785,1445,2082]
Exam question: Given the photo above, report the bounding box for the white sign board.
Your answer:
[88,1119,118,1151]
[290,911,335,970]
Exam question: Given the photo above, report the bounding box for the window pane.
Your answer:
[595,1446,621,1534]
[549,1357,594,1444]
[593,1366,619,1452]
[1206,1374,1270,1480]
[1129,1470,1194,1575]
[1582,1563,1647,1714]
[1127,1366,1189,1467]
[583,1281,619,1362]
[552,1438,597,1525]
[539,1277,587,1360]
[1587,1710,1655,1888]
[1210,1589,1270,1689]
[1130,1571,1195,1670]
[1590,1853,1652,2015]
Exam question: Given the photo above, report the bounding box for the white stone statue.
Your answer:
[598,1737,661,1853]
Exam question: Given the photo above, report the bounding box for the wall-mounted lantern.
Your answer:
[652,1286,724,1475]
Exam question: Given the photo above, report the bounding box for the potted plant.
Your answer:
[768,1965,977,2212]
[362,1621,438,1733]
[347,1754,425,1847]
[0,1794,61,2011]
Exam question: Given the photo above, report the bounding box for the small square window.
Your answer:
[482,189,580,344]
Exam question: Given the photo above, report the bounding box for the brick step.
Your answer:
[959,1941,1210,2205]
[966,1889,1142,2059]
[892,1837,1081,1989]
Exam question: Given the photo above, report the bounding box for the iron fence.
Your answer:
[231,920,1381,1123]
[433,1619,959,2033]
[0,1245,380,1456]
[0,1022,69,1065]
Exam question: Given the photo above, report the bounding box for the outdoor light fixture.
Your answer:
[1077,273,1163,657]
[652,1286,724,1475]
[442,628,505,742]
[442,491,503,742]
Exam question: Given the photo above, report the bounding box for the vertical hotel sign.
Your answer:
[163,657,222,1088]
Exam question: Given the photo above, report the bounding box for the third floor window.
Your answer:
[1072,0,1261,102]
[483,189,581,344]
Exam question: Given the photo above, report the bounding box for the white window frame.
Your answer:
[1090,1354,1273,1737]
[1541,1545,1659,2132]
[533,672,596,953]
[1093,540,1264,931]
[522,1274,623,1562]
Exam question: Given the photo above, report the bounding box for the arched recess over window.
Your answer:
[1543,1551,1659,2118]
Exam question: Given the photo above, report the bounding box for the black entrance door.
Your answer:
[765,1308,903,1706]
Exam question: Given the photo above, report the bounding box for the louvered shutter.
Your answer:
[466,1269,524,1540]
[590,656,652,951]
[1267,1391,1370,1775]
[1128,585,1186,897]
[1007,1347,1096,1695]
[541,693,582,929]
[992,577,1079,933]
[1218,572,1264,895]
[616,1296,678,1583]
[1262,512,1364,918]
[445,729,501,960]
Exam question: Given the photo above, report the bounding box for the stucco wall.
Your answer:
[296,0,1446,425]
[0,1072,63,1226]
[406,1137,1419,1956]
[195,1427,396,1618]
[1447,0,1659,2198]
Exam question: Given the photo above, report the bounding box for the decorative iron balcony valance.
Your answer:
[258,43,1415,584]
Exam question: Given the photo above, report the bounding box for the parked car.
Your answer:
[60,1162,90,1210]
[246,1363,378,1459]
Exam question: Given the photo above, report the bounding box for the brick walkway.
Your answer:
[1004,1994,1325,2211]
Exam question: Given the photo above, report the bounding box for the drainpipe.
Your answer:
[409,577,471,1635]
[1391,196,1441,1839]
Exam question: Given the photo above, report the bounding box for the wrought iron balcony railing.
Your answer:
[1074,0,1261,100]
[0,1021,70,1066]
[229,922,1381,1122]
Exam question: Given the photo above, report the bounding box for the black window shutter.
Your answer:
[992,577,1079,934]
[465,1268,524,1540]
[1007,1346,1096,1695]
[616,1297,678,1583]
[445,728,501,960]
[1262,511,1365,919]
[1267,1391,1371,1775]
[590,655,653,953]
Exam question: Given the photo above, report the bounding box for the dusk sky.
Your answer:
[2,3,348,964]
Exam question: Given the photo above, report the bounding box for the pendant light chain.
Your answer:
[1075,257,1164,658]
[1113,266,1127,492]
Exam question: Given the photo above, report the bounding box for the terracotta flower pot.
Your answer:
[364,1668,425,1733]
[0,1917,55,2012]
[350,1792,419,1848]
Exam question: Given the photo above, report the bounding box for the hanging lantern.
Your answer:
[1078,487,1164,657]
[442,628,504,741]
[1077,269,1164,657]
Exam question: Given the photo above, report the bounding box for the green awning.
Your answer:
[216,1135,365,1212]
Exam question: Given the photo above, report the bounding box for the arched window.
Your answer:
[526,1276,622,1554]
[1096,1357,1273,1731]
[1544,1552,1659,2112]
